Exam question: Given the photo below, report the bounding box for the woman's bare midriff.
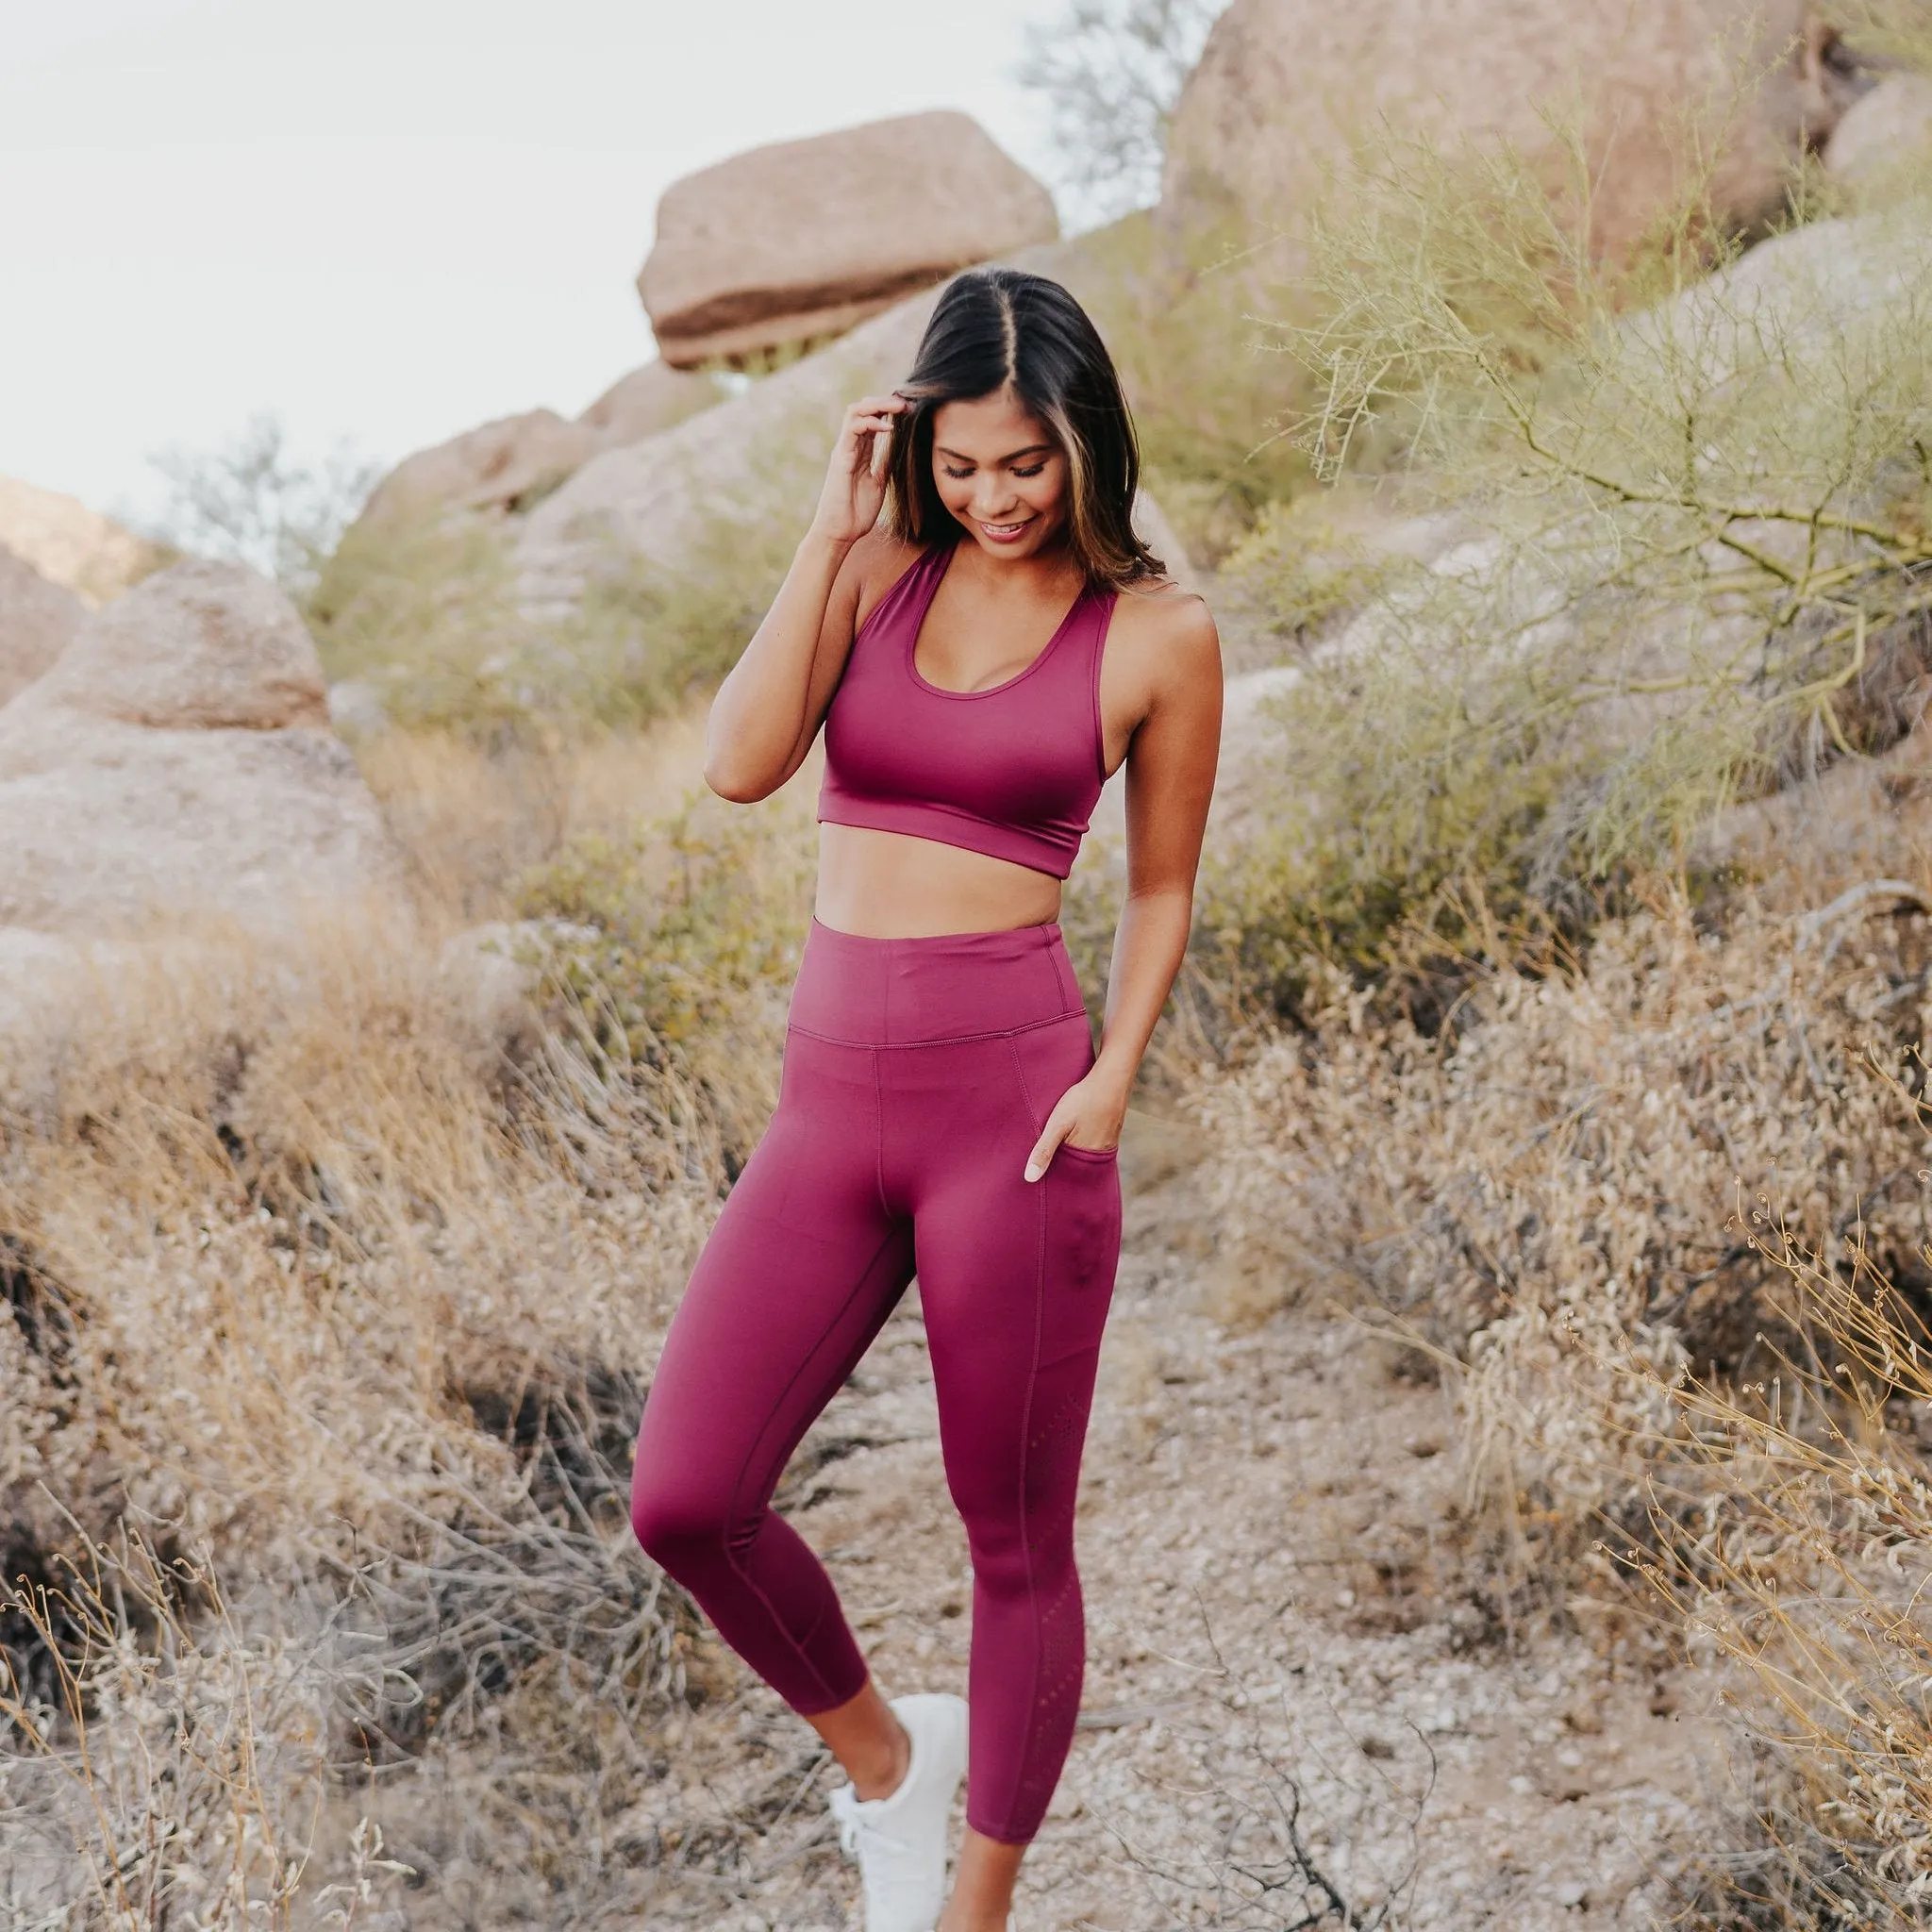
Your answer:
[814,824,1063,939]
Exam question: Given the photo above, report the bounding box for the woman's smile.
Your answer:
[974,513,1035,543]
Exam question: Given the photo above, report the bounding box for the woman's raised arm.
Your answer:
[704,393,908,803]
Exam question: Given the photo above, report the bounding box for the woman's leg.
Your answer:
[630,1032,915,1740]
[900,1019,1124,1924]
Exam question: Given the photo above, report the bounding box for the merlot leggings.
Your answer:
[630,919,1123,1844]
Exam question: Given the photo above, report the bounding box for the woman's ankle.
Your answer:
[808,1682,914,1802]
[847,1709,911,1801]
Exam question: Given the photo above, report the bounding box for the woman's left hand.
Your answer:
[1024,1071,1129,1181]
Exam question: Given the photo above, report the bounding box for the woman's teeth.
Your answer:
[980,518,1030,541]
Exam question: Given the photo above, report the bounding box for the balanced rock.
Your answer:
[0,475,167,606]
[1163,0,1873,260]
[0,559,397,936]
[0,543,85,705]
[640,110,1059,369]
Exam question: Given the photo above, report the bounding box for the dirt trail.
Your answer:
[615,1114,1709,1930]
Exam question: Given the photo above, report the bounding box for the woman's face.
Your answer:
[927,387,1067,561]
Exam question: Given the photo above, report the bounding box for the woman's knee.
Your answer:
[629,1460,740,1574]
[963,1515,1076,1601]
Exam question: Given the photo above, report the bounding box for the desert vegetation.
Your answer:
[8,4,1932,1925]
[1186,11,1932,1918]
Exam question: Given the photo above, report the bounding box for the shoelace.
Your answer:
[827,1783,913,1861]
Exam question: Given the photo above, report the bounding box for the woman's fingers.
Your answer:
[1024,1111,1073,1184]
[843,395,907,441]
[841,407,900,474]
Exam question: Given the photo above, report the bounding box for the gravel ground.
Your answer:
[599,1111,1711,1931]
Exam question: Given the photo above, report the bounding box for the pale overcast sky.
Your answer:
[0,0,1048,523]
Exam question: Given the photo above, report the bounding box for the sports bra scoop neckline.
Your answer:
[899,541,1091,702]
[816,539,1119,882]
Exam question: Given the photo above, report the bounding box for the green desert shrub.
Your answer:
[554,489,808,728]
[308,408,813,743]
[1205,108,1932,1023]
[304,505,541,736]
[514,791,816,1167]
[1071,209,1315,563]
[306,504,796,743]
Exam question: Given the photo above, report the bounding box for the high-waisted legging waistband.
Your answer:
[788,917,1086,1047]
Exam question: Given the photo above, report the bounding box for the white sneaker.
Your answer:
[827,1691,968,1932]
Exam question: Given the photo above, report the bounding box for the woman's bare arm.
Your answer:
[1024,591,1224,1174]
[704,393,908,803]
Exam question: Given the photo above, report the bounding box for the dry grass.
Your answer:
[355,708,714,920]
[1632,1207,1932,1925]
[1202,878,1932,1543]
[1197,866,1932,1919]
[0,721,822,1920]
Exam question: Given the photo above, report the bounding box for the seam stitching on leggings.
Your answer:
[870,1049,891,1221]
[994,1131,1050,1841]
[1046,936,1079,1015]
[788,1011,1080,1051]
[721,1222,907,1708]
[1007,1035,1041,1135]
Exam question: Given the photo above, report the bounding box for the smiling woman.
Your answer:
[883,267,1159,587]
[629,264,1220,1932]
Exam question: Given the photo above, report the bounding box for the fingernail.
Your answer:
[1024,1163,1042,1183]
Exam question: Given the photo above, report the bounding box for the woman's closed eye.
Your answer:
[941,461,1049,479]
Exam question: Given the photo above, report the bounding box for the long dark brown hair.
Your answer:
[884,267,1164,588]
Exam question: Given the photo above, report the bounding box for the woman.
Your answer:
[629,266,1222,1932]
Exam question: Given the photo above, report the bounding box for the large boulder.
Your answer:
[353,364,720,535]
[640,111,1059,370]
[0,475,167,606]
[1162,0,1873,262]
[0,560,398,936]
[358,408,604,528]
[0,543,85,705]
[1824,71,1932,186]
[517,279,1193,618]
[518,290,944,614]
[576,360,719,447]
[1624,201,1932,388]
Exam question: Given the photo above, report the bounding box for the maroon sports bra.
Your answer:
[817,542,1119,881]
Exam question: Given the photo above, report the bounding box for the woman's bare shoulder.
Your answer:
[1110,575,1221,671]
[845,527,924,621]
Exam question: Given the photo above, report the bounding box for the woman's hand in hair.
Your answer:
[810,394,909,546]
